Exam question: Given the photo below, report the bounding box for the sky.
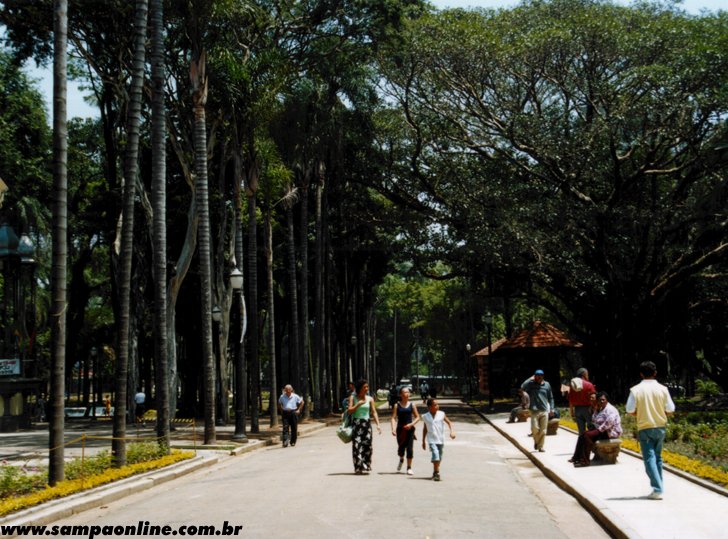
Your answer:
[22,0,726,121]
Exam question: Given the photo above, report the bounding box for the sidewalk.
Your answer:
[482,410,728,539]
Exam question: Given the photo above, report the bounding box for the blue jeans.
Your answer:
[639,428,666,493]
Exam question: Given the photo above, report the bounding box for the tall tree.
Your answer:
[377,2,728,394]
[245,158,260,432]
[190,43,217,443]
[48,0,68,486]
[150,0,170,450]
[112,0,148,467]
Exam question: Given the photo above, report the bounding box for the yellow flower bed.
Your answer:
[559,418,728,487]
[0,450,194,517]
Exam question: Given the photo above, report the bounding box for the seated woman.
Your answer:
[571,391,622,467]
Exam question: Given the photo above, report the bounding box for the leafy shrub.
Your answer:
[0,464,47,499]
[127,442,167,464]
[65,451,113,480]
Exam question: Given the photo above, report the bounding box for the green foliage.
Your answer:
[0,441,171,501]
[126,442,168,464]
[64,452,113,480]
[377,0,728,394]
[0,463,47,499]
[695,379,722,398]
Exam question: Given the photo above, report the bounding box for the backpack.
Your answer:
[570,377,583,392]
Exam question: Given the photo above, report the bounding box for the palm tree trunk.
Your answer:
[112,0,148,467]
[49,0,68,486]
[313,163,325,415]
[233,150,247,439]
[150,0,169,451]
[285,201,301,394]
[191,50,217,445]
[264,194,278,427]
[299,177,310,418]
[246,184,260,432]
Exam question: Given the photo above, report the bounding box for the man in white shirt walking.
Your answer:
[278,384,304,447]
[626,360,676,500]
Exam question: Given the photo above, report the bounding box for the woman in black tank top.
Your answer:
[390,387,420,475]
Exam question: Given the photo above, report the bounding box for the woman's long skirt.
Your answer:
[352,418,373,473]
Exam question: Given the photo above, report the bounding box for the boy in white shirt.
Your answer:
[421,399,456,481]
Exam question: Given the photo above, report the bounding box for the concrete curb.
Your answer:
[474,408,643,539]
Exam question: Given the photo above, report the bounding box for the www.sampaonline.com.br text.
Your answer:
[2,520,243,538]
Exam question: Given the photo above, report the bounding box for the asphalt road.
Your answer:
[36,400,609,538]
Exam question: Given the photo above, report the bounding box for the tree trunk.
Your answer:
[150,0,169,451]
[49,0,68,486]
[246,182,260,432]
[191,49,217,445]
[112,0,148,468]
[313,163,325,415]
[285,201,301,395]
[232,150,247,440]
[264,195,278,427]
[299,176,310,418]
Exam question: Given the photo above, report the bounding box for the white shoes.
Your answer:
[407,468,414,476]
[647,491,663,500]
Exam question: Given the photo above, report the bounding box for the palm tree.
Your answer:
[190,48,217,444]
[112,0,148,467]
[284,188,301,395]
[49,0,68,487]
[246,160,260,432]
[150,0,170,451]
[298,166,311,419]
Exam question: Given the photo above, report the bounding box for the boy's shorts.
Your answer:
[428,443,444,462]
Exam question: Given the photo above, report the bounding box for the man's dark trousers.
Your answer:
[282,410,299,446]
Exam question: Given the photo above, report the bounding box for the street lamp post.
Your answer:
[484,312,494,411]
[465,343,472,401]
[230,268,247,442]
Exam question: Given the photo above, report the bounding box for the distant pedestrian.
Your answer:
[342,381,355,412]
[278,384,304,447]
[626,360,675,500]
[568,367,597,435]
[420,380,429,403]
[391,387,420,475]
[507,388,530,423]
[521,369,555,452]
[347,379,381,474]
[421,398,455,481]
[134,389,146,423]
[36,395,46,422]
[104,394,111,417]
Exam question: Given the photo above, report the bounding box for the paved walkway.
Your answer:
[2,402,728,539]
[482,410,728,539]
